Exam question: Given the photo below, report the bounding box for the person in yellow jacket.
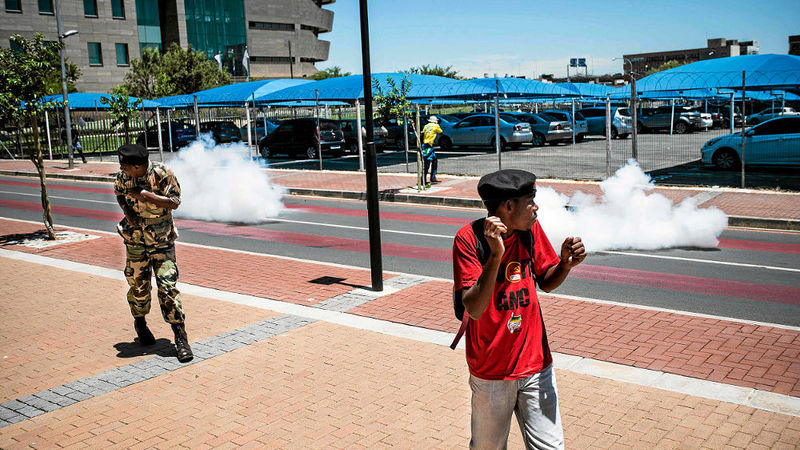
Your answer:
[421,116,443,186]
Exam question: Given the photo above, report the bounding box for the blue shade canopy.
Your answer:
[152,94,195,108]
[257,73,495,102]
[467,77,575,97]
[558,82,618,98]
[266,100,349,107]
[634,54,800,91]
[190,79,312,105]
[609,87,719,100]
[40,93,162,110]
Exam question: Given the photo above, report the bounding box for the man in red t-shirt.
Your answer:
[453,169,586,449]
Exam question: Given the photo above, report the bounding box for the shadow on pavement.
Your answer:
[648,161,800,191]
[114,338,175,358]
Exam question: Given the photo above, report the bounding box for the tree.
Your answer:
[647,60,688,75]
[310,66,351,81]
[44,57,81,95]
[405,64,461,79]
[119,43,230,99]
[100,86,141,144]
[0,34,72,239]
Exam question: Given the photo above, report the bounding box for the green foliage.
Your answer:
[0,34,65,125]
[647,60,687,75]
[372,75,413,124]
[310,65,351,81]
[404,64,461,79]
[119,43,231,99]
[100,86,142,144]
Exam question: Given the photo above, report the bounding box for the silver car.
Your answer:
[746,107,798,125]
[542,110,588,142]
[438,114,532,150]
[503,112,572,147]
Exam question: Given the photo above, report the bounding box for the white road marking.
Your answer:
[2,247,798,417]
[597,250,800,273]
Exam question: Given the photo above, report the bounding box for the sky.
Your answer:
[320,0,799,78]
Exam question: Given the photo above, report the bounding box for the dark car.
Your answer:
[136,121,197,150]
[380,118,417,150]
[258,118,345,159]
[637,106,703,134]
[335,119,388,153]
[199,120,242,144]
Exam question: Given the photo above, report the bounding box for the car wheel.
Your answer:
[306,146,319,159]
[490,136,507,151]
[260,145,275,158]
[532,132,545,147]
[439,136,452,151]
[674,121,689,134]
[610,127,619,139]
[713,148,739,170]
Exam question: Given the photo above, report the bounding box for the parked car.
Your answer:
[576,107,632,139]
[335,119,388,153]
[258,118,345,159]
[199,121,242,144]
[437,114,532,150]
[688,108,714,129]
[239,119,281,143]
[541,110,588,141]
[136,121,197,150]
[701,116,800,169]
[502,112,572,146]
[637,106,703,134]
[710,105,744,128]
[380,118,417,150]
[746,107,798,125]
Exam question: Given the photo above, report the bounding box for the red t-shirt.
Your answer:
[453,221,560,380]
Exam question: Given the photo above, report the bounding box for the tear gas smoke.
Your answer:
[536,160,728,252]
[167,135,284,223]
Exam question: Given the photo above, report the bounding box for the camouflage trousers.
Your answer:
[124,243,185,324]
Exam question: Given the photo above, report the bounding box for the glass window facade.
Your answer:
[185,0,247,75]
[112,0,125,18]
[88,42,102,65]
[116,43,129,65]
[9,39,22,53]
[38,0,53,14]
[5,0,21,12]
[83,0,97,16]
[135,0,162,52]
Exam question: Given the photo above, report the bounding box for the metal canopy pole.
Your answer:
[403,109,409,173]
[605,94,611,178]
[494,80,501,170]
[193,95,200,137]
[359,0,383,291]
[355,99,364,171]
[631,75,638,160]
[740,71,746,189]
[245,101,253,156]
[167,110,174,152]
[729,93,735,134]
[571,98,576,145]
[156,107,164,161]
[45,110,53,160]
[315,89,322,170]
[669,99,675,135]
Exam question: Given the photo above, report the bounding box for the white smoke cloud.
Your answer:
[536,160,728,252]
[167,135,284,223]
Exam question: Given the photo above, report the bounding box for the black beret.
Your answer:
[477,169,537,202]
[118,144,149,165]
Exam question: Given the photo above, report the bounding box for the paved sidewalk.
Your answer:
[1,160,799,229]
[1,218,799,448]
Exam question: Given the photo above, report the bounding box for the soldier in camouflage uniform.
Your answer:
[114,144,193,362]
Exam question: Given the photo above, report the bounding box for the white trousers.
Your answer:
[469,364,564,450]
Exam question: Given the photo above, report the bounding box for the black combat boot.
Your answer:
[171,323,194,363]
[134,316,156,346]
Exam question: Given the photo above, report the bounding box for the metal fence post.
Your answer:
[315,89,322,170]
[403,110,409,173]
[167,110,173,152]
[245,101,253,156]
[631,76,638,161]
[729,92,735,134]
[193,95,200,137]
[45,110,53,160]
[669,98,675,135]
[571,99,576,145]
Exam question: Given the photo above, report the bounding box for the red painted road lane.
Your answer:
[283,203,471,226]
[718,238,800,255]
[0,179,113,194]
[2,198,800,306]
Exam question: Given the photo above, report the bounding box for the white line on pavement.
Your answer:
[2,247,798,418]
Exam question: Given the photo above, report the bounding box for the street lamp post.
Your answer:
[613,57,637,160]
[55,0,78,168]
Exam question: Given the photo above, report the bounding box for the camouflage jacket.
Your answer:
[114,161,181,247]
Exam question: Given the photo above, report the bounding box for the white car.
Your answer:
[701,116,800,169]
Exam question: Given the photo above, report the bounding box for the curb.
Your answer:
[3,170,799,231]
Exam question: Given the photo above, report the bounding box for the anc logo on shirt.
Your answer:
[505,261,522,283]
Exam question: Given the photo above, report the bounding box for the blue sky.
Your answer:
[321,0,799,78]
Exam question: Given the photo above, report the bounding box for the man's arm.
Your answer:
[461,217,507,320]
[537,236,586,292]
[127,190,179,210]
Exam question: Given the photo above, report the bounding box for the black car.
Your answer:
[335,119,387,153]
[199,121,242,144]
[136,121,197,150]
[258,118,345,159]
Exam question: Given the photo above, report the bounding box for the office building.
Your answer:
[623,38,759,75]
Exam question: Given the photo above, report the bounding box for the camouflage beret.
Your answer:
[477,169,537,202]
[118,143,149,165]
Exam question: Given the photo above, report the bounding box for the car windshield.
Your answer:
[220,123,238,133]
[319,121,338,131]
[537,113,558,122]
[546,112,568,121]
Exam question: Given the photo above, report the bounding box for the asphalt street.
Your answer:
[1,175,799,326]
